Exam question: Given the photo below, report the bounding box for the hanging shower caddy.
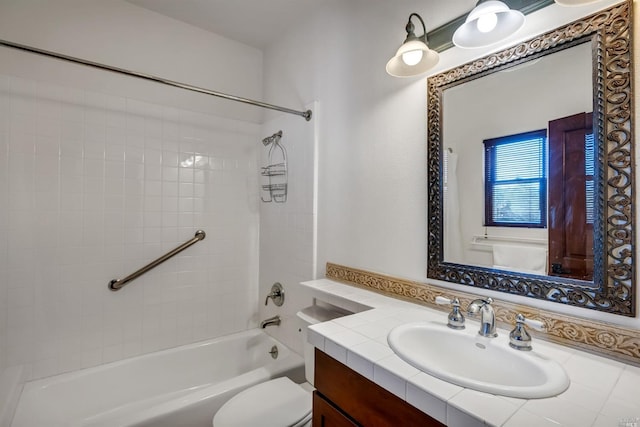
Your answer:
[261,130,288,203]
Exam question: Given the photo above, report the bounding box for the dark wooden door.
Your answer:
[548,112,594,280]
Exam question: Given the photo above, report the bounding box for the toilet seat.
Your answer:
[213,377,312,427]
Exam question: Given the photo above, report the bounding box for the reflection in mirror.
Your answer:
[427,1,634,316]
[442,43,594,282]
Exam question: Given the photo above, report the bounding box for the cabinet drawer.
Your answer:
[313,391,360,427]
[314,349,445,427]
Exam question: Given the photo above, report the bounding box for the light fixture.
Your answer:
[452,0,525,49]
[386,13,439,78]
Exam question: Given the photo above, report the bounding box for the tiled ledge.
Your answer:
[326,262,640,366]
[302,278,640,427]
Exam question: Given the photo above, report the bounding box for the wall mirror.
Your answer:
[427,0,635,316]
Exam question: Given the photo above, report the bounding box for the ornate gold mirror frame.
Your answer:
[427,0,635,316]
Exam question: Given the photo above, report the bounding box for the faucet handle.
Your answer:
[435,296,465,330]
[264,282,285,306]
[521,315,544,331]
[435,296,454,306]
[509,313,544,351]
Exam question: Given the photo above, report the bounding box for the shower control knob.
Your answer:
[264,282,285,306]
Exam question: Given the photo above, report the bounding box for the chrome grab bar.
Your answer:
[108,230,206,291]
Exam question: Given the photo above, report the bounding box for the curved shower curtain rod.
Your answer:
[0,38,312,121]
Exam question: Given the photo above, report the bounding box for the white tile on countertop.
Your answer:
[373,354,420,400]
[503,408,568,427]
[555,377,609,414]
[376,354,421,379]
[593,414,640,427]
[446,404,485,427]
[307,328,325,350]
[599,390,640,420]
[406,382,449,425]
[373,365,408,400]
[562,351,624,393]
[373,334,389,346]
[522,395,599,427]
[324,329,369,348]
[324,339,347,364]
[309,320,350,337]
[448,389,523,427]
[352,316,405,339]
[621,363,640,376]
[393,307,442,323]
[348,338,394,362]
[407,371,463,402]
[353,307,401,322]
[379,299,415,309]
[302,279,342,291]
[356,297,390,308]
[332,313,371,329]
[346,350,375,380]
[406,372,463,425]
[530,339,575,365]
[610,365,640,406]
[326,286,370,301]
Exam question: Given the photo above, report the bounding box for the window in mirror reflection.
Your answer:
[483,129,547,228]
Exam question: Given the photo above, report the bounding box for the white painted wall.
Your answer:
[263,0,640,329]
[0,0,264,381]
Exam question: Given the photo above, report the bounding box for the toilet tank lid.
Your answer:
[296,305,350,324]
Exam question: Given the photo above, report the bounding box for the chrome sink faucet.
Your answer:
[435,296,465,330]
[467,297,497,337]
[509,313,545,351]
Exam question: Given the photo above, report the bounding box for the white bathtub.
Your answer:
[11,329,304,427]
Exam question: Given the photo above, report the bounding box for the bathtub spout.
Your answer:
[260,315,281,328]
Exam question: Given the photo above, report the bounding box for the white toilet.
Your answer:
[213,305,347,427]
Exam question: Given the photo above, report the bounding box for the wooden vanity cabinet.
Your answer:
[313,349,445,427]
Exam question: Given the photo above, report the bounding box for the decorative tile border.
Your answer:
[326,262,640,365]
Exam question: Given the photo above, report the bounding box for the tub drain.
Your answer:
[269,345,279,359]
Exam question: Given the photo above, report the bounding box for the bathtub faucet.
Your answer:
[260,315,281,328]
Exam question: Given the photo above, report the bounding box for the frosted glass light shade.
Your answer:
[386,40,439,77]
[452,1,525,49]
[402,49,423,66]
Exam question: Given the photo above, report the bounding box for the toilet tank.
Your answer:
[296,305,351,385]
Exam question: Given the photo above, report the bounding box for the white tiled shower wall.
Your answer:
[258,103,317,355]
[0,74,261,380]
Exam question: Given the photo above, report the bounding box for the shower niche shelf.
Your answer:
[261,130,288,203]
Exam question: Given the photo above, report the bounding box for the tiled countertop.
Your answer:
[302,279,640,427]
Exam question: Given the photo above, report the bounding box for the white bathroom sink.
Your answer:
[387,321,570,399]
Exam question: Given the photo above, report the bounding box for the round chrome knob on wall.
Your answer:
[264,282,285,306]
